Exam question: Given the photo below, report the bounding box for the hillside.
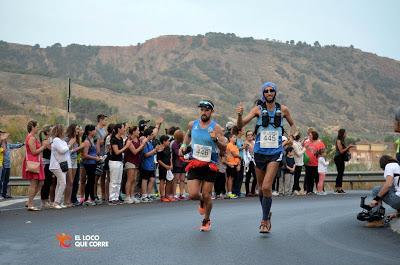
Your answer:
[1,33,400,139]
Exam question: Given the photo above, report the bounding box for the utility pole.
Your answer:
[67,78,71,126]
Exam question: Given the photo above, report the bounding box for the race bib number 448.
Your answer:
[260,130,279,148]
[193,144,212,162]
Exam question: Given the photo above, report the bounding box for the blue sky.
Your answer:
[1,0,399,60]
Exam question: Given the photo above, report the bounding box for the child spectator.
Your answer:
[280,146,295,196]
[157,135,174,202]
[226,133,240,199]
[317,149,329,195]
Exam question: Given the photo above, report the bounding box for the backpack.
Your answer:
[254,102,284,136]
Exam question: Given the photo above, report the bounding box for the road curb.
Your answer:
[390,218,400,234]
[0,197,27,208]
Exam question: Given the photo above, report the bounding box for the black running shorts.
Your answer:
[254,153,282,171]
[187,166,217,182]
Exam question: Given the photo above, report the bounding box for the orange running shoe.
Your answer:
[161,197,170,202]
[168,197,176,202]
[198,200,205,215]
[200,219,211,232]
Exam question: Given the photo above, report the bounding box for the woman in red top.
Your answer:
[303,130,325,194]
[23,120,49,211]
[124,126,147,204]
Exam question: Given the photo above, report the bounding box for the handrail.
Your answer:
[8,171,384,187]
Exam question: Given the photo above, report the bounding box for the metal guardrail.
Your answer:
[9,171,384,188]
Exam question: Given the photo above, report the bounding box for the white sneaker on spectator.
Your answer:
[141,197,151,203]
[272,191,279,196]
[125,198,134,204]
[53,203,63,209]
[132,197,141,204]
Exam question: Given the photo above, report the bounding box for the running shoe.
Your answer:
[168,197,176,202]
[161,197,170,202]
[334,189,345,194]
[141,197,151,203]
[227,193,238,199]
[179,194,188,200]
[259,212,272,233]
[198,200,206,215]
[200,219,211,232]
[108,200,118,206]
[125,198,134,204]
[132,197,141,204]
[53,203,63,209]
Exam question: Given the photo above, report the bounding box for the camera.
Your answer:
[356,196,385,222]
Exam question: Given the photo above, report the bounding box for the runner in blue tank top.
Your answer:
[179,100,226,232]
[237,82,297,233]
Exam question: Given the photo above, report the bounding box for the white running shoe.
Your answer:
[132,197,141,204]
[125,198,134,204]
[53,203,63,209]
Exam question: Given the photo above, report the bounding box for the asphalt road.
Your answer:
[1,192,399,265]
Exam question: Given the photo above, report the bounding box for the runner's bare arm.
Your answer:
[236,103,258,129]
[281,104,297,136]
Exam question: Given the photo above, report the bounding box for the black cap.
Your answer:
[97,114,108,122]
[198,100,214,110]
[139,120,150,132]
[139,119,150,126]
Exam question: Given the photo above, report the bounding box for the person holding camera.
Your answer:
[367,155,400,227]
[334,129,355,194]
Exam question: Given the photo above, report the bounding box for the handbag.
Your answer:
[166,170,174,181]
[59,161,69,172]
[343,152,351,162]
[25,145,40,173]
[95,161,105,176]
[303,152,310,165]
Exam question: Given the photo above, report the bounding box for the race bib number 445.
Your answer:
[193,144,212,162]
[260,130,279,148]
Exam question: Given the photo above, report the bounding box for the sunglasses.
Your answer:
[263,89,275,93]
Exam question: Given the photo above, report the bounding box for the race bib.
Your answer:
[193,144,212,162]
[260,130,279,148]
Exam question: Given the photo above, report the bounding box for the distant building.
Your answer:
[349,141,395,169]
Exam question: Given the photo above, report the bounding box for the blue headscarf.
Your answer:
[259,82,277,103]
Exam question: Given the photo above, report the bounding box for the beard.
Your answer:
[201,114,210,122]
[265,95,276,103]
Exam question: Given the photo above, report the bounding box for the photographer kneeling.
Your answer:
[368,155,400,226]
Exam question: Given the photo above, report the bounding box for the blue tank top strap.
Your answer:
[190,119,218,163]
[254,103,283,156]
